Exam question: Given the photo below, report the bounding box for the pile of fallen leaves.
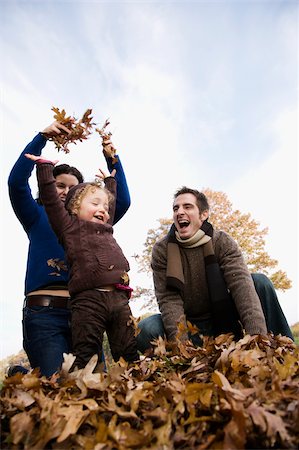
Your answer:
[1,334,298,449]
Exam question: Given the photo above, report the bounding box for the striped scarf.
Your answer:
[166,221,242,336]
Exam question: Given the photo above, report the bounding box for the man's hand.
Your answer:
[25,153,59,165]
[42,121,71,137]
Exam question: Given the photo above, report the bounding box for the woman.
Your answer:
[8,121,131,376]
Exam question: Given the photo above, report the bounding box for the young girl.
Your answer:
[25,153,138,369]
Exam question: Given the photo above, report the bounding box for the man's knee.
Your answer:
[251,273,294,339]
[137,314,165,353]
[252,272,272,291]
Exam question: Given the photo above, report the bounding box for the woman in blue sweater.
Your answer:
[8,121,131,377]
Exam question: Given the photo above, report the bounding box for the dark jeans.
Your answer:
[23,305,72,377]
[136,273,294,353]
[251,273,293,339]
[71,289,139,369]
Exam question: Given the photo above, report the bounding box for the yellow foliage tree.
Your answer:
[137,189,291,292]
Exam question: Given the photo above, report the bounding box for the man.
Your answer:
[137,187,293,352]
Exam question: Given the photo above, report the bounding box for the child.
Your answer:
[25,153,139,369]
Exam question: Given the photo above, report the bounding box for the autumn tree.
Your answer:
[133,189,291,311]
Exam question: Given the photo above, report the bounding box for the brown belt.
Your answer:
[25,295,70,309]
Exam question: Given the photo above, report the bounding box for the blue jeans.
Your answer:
[23,305,72,377]
[136,314,214,352]
[137,273,293,353]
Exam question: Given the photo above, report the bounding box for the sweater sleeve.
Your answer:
[103,176,117,226]
[104,154,131,224]
[151,239,186,341]
[215,231,267,335]
[8,133,47,232]
[36,162,72,239]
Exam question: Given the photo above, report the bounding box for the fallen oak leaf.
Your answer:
[247,400,292,447]
[107,414,153,448]
[223,396,247,450]
[10,411,35,445]
[212,370,246,401]
[125,384,154,412]
[60,352,76,376]
[273,352,299,380]
[223,415,246,450]
[21,372,41,389]
[153,336,168,357]
[152,414,172,446]
[10,388,35,409]
[56,405,90,443]
[185,382,214,408]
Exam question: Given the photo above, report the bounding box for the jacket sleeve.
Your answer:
[104,154,130,224]
[215,231,267,335]
[8,133,47,232]
[103,176,117,226]
[36,162,72,239]
[151,239,186,341]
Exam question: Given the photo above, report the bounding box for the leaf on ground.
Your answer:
[10,411,34,444]
[1,333,298,449]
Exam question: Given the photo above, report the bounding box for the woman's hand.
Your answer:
[42,121,71,137]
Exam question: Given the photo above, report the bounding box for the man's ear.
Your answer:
[200,210,209,221]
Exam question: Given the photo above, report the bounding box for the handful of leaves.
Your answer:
[45,107,95,153]
[44,108,119,161]
[96,118,118,164]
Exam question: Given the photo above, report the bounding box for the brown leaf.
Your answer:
[248,401,292,446]
[57,405,90,442]
[10,411,34,444]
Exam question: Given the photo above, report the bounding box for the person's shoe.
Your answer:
[7,365,29,377]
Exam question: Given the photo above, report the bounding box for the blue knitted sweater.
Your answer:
[8,133,131,295]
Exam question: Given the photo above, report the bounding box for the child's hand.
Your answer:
[25,153,59,165]
[95,168,116,180]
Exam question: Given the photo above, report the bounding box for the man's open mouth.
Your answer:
[178,220,190,229]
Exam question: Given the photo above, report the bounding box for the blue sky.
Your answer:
[1,0,298,358]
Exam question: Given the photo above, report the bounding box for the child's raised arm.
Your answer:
[25,154,72,239]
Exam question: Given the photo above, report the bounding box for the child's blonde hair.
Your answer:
[65,182,114,215]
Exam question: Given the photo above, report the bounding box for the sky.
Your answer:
[0,0,298,359]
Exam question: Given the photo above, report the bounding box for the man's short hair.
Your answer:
[174,186,209,213]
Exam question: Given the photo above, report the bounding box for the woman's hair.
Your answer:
[36,164,84,204]
[65,182,114,215]
[53,164,84,183]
